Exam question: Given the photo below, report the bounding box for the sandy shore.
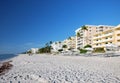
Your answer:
[0,54,120,83]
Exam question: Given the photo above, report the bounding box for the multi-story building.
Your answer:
[29,48,39,54]
[63,36,76,50]
[51,41,63,52]
[75,25,114,49]
[93,24,120,50]
[51,36,76,52]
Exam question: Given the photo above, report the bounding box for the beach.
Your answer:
[0,54,120,83]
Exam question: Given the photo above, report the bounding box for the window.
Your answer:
[106,42,108,44]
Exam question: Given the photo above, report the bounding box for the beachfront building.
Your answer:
[51,41,63,52]
[30,48,39,54]
[75,25,114,49]
[62,36,76,50]
[93,24,120,51]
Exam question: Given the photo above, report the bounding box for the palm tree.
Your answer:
[81,25,90,44]
[55,42,57,44]
[68,37,71,40]
[77,32,83,38]
[50,41,52,44]
[81,25,88,31]
[59,41,61,43]
[62,45,67,48]
[77,32,80,37]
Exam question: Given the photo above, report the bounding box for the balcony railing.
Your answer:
[116,36,120,40]
[101,33,113,37]
[93,33,113,39]
[102,38,113,42]
[116,31,120,34]
[93,38,113,43]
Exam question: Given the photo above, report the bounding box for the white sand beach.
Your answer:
[0,54,120,83]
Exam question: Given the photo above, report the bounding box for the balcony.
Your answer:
[101,33,113,37]
[93,36,102,39]
[101,38,113,42]
[116,36,120,40]
[93,40,102,43]
[93,44,115,48]
[116,42,120,46]
[93,45,104,48]
[116,30,120,34]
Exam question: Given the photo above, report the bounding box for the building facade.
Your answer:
[63,36,76,50]
[30,48,39,54]
[75,25,114,49]
[93,24,120,50]
[51,41,63,52]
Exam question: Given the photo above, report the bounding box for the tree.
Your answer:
[27,50,32,54]
[77,32,83,38]
[81,25,90,44]
[38,41,53,53]
[50,41,52,44]
[68,37,71,40]
[80,49,87,54]
[84,44,92,48]
[58,49,63,52]
[81,25,88,31]
[55,42,57,44]
[77,32,80,37]
[62,45,67,48]
[59,41,61,43]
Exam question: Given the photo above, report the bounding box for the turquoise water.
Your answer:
[0,54,18,61]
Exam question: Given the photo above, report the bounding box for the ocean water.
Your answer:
[0,54,18,61]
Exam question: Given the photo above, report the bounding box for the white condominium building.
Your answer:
[51,41,63,52]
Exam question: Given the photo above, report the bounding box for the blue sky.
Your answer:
[0,0,120,54]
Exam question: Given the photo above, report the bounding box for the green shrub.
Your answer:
[84,44,92,48]
[62,45,67,48]
[93,48,105,53]
[80,49,87,53]
[58,49,63,52]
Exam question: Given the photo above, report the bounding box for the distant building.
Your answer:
[30,48,39,54]
[63,36,76,50]
[51,41,63,52]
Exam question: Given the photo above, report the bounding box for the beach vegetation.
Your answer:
[58,49,63,52]
[81,25,88,31]
[62,45,67,48]
[68,37,71,40]
[79,49,87,53]
[77,32,80,37]
[38,41,53,53]
[93,48,105,53]
[84,44,92,48]
[27,50,32,54]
